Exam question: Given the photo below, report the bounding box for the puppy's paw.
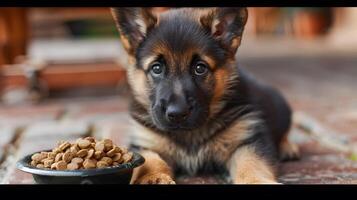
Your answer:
[133,173,176,184]
[279,139,300,161]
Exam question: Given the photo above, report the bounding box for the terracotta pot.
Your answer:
[293,11,328,39]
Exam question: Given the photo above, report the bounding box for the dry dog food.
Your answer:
[30,137,133,170]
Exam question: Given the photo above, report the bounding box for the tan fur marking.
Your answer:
[127,67,150,108]
[119,35,133,55]
[228,146,277,184]
[209,68,228,116]
[142,55,158,71]
[130,113,261,175]
[279,134,300,161]
[202,55,216,70]
[231,37,242,51]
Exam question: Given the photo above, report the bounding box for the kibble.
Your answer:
[71,157,83,164]
[55,153,64,162]
[67,162,79,170]
[85,137,96,143]
[96,161,109,168]
[85,149,95,159]
[78,139,91,149]
[106,148,117,157]
[30,137,134,170]
[56,161,67,170]
[62,152,74,163]
[76,149,88,158]
[103,139,113,151]
[100,157,113,165]
[59,141,71,151]
[83,159,96,169]
[94,142,105,152]
[94,151,105,160]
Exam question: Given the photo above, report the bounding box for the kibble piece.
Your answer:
[67,162,79,170]
[94,151,105,160]
[71,157,84,164]
[83,159,97,169]
[36,164,45,168]
[62,152,74,163]
[78,139,91,149]
[51,163,57,169]
[43,159,54,168]
[77,149,88,158]
[96,161,109,168]
[55,153,64,162]
[122,152,133,163]
[31,153,42,162]
[112,162,119,166]
[113,146,121,153]
[112,153,122,162]
[100,157,113,165]
[120,147,128,154]
[30,160,37,167]
[106,148,117,157]
[70,145,79,154]
[32,153,47,162]
[52,148,62,154]
[59,141,71,151]
[95,142,105,152]
[56,161,67,170]
[41,152,49,157]
[85,137,96,143]
[48,152,56,159]
[86,149,95,159]
[103,139,113,152]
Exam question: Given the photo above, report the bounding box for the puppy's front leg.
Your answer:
[227,145,278,184]
[130,150,175,184]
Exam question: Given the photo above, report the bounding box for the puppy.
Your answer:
[111,7,299,184]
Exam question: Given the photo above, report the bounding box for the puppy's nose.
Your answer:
[166,103,191,123]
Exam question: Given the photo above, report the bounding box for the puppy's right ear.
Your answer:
[111,7,158,56]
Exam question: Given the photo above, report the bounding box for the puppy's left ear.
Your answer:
[200,7,248,57]
[111,7,158,56]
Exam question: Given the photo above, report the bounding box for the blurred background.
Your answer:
[0,8,356,184]
[1,7,356,102]
[0,7,356,101]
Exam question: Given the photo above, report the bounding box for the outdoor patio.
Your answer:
[1,44,356,183]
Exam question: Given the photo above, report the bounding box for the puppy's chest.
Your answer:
[133,131,229,175]
[130,117,258,175]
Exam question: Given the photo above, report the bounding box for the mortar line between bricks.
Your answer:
[0,126,27,183]
[0,126,25,165]
[293,112,356,155]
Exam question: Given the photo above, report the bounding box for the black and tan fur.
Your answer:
[111,7,299,184]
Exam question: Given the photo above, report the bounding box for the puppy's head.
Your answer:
[111,7,248,132]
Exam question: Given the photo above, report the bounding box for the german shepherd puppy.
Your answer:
[111,7,299,184]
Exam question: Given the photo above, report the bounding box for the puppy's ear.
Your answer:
[111,7,158,56]
[200,7,248,57]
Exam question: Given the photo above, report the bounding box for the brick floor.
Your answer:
[1,55,356,184]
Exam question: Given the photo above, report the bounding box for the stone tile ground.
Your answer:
[0,55,356,184]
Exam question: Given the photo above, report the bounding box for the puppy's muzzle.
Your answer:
[162,95,193,124]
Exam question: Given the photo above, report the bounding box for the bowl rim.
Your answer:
[16,149,145,177]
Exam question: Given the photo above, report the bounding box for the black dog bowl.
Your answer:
[16,150,145,184]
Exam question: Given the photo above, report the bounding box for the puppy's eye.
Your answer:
[150,62,163,75]
[194,62,208,76]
